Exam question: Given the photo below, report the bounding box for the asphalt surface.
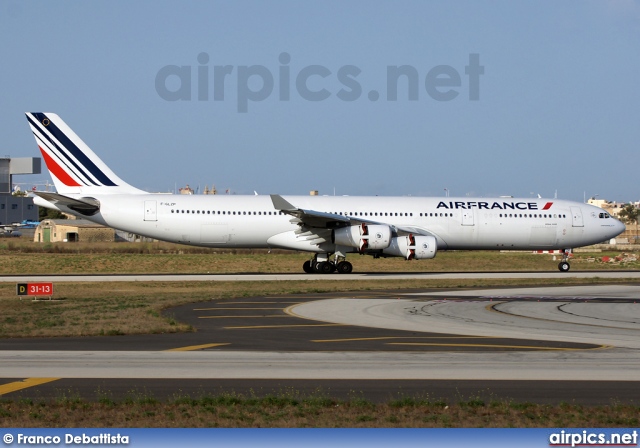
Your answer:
[1,282,640,404]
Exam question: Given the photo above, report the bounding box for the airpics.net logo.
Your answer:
[155,52,484,112]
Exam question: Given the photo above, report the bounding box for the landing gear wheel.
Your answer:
[315,261,333,274]
[302,260,313,273]
[336,261,353,274]
[558,261,570,272]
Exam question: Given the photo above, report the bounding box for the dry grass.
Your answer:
[0,240,638,274]
[1,393,638,427]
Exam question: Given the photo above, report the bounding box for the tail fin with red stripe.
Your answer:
[26,113,145,195]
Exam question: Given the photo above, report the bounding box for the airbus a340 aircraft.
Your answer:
[26,112,625,274]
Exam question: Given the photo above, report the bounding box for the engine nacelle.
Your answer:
[383,234,437,260]
[333,223,391,251]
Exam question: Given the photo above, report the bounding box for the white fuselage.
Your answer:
[79,194,624,253]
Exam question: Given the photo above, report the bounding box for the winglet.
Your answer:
[270,194,297,211]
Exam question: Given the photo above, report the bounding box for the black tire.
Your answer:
[303,260,314,273]
[336,261,353,274]
[318,261,333,274]
[558,261,570,272]
[320,261,333,274]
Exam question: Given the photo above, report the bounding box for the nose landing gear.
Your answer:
[558,249,572,272]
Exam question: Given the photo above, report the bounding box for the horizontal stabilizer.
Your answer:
[33,191,100,216]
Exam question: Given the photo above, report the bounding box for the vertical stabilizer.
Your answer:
[25,112,145,195]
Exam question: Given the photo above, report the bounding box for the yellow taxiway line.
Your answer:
[165,343,231,351]
[0,378,60,396]
[198,315,290,319]
[312,336,497,343]
[225,323,346,329]
[194,307,285,311]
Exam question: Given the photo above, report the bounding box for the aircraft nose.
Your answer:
[616,218,626,235]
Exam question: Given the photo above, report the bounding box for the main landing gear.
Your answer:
[303,256,353,274]
[558,249,572,272]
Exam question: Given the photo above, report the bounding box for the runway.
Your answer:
[1,282,640,403]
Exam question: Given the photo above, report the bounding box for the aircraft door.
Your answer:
[570,206,584,227]
[144,200,157,222]
[461,209,475,226]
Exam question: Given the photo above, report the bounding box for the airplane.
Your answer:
[25,112,625,274]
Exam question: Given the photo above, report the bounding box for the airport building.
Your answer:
[34,219,116,243]
[0,157,40,226]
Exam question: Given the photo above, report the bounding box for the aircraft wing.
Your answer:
[270,194,435,237]
[33,192,100,215]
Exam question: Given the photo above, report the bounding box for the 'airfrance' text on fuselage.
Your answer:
[436,201,553,210]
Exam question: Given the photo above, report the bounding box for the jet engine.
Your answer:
[333,223,391,251]
[383,234,437,260]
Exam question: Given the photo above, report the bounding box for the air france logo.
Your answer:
[436,201,553,211]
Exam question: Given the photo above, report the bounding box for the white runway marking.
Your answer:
[0,349,638,381]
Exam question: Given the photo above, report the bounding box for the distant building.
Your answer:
[0,157,40,225]
[587,198,638,219]
[34,219,115,243]
[588,198,639,244]
[203,185,217,195]
[179,184,194,195]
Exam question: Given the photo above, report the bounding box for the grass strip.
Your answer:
[0,392,638,427]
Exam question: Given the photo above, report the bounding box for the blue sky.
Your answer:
[1,1,638,202]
